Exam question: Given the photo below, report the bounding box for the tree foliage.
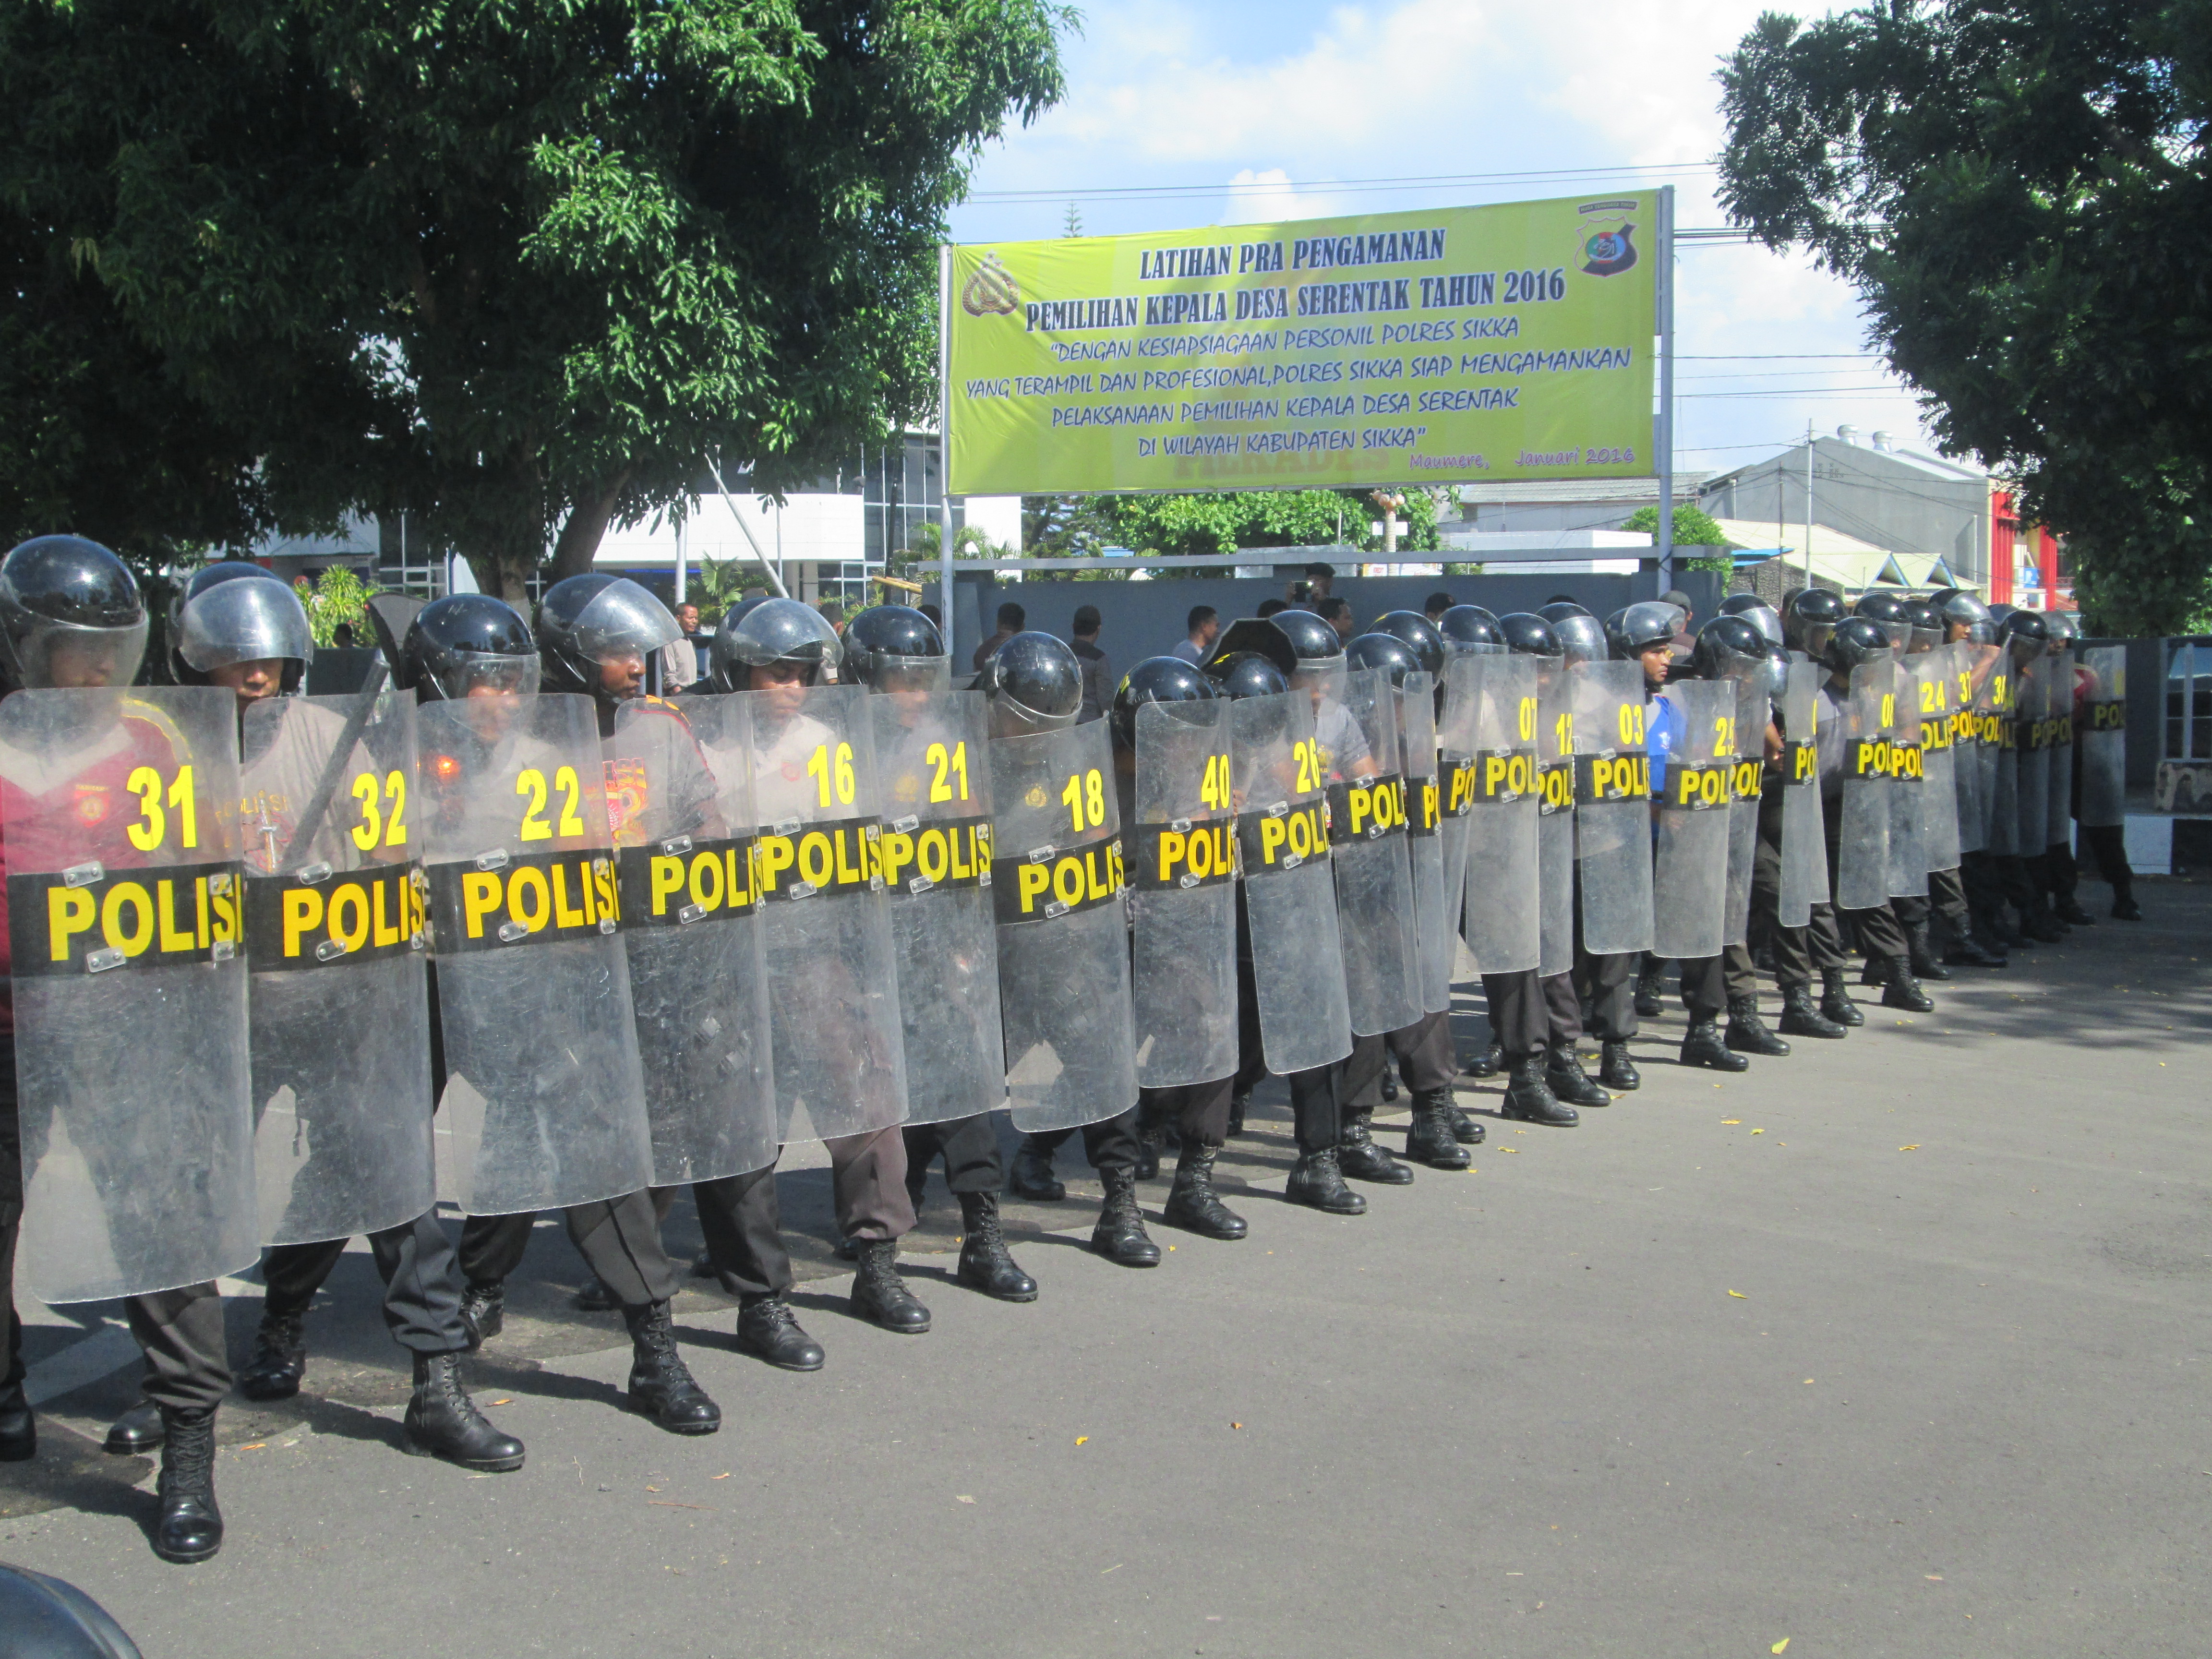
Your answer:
[1621,503,1732,550]
[1717,0,2212,633]
[0,1,1068,601]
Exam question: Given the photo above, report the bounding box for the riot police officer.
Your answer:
[1784,588,1870,1026]
[0,537,236,1561]
[843,603,1036,1302]
[113,568,527,1476]
[1929,588,2015,958]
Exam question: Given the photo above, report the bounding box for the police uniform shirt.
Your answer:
[238,698,387,877]
[602,696,723,847]
[1312,697,1372,782]
[749,709,840,824]
[1814,682,1851,802]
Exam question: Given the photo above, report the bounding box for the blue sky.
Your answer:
[947,0,1934,484]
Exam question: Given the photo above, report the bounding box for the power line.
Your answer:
[967,160,1715,204]
[1678,353,1882,361]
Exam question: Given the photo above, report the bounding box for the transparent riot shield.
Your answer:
[1569,660,1656,957]
[1232,691,1352,1076]
[1652,679,1734,961]
[1534,657,1576,976]
[419,692,652,1215]
[870,686,1003,1125]
[2077,646,2128,829]
[1722,678,1767,949]
[1129,699,1238,1086]
[1398,672,1453,1015]
[242,691,434,1247]
[1437,654,1478,974]
[1,685,256,1301]
[742,683,909,1143]
[1886,660,1929,900]
[990,717,1136,1131]
[609,694,776,1185]
[1837,661,1895,912]
[1982,654,2019,857]
[1460,654,1540,976]
[1947,644,1986,856]
[2013,656,2050,855]
[1775,658,1828,929]
[1318,666,1422,1036]
[2044,646,2075,849]
[1911,654,1961,875]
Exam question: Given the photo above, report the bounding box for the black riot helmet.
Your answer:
[1997,607,2049,669]
[1718,592,1784,645]
[0,535,148,692]
[1691,614,1770,684]
[1344,631,1423,687]
[1852,590,1913,649]
[974,629,1083,734]
[1902,597,1942,653]
[1112,654,1219,750]
[1606,600,1678,661]
[1438,604,1505,655]
[842,604,946,692]
[535,574,681,704]
[1208,650,1290,701]
[1552,613,1608,669]
[2043,609,2079,649]
[402,594,539,703]
[1929,587,1994,644]
[1497,612,1563,661]
[708,595,842,691]
[172,567,314,693]
[1537,600,1592,626]
[1369,610,1446,679]
[0,1560,143,1659]
[1784,587,1847,658]
[1270,607,1345,665]
[1200,617,1299,682]
[1821,615,1895,677]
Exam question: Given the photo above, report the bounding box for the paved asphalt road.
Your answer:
[4,875,2208,1658]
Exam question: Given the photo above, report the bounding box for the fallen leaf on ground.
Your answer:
[957,1495,975,1503]
[1075,1436,1088,1445]
[1773,1642,1790,1655]
[1722,1119,1741,1125]
[1728,1290,1748,1298]
[1899,1144,1921,1151]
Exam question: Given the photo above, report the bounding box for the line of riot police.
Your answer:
[0,535,2121,1566]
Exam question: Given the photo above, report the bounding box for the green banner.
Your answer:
[947,193,1658,496]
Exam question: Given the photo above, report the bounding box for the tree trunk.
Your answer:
[548,471,634,586]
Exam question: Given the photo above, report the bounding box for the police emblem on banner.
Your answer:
[1577,201,1639,277]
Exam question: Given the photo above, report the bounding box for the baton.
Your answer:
[279,656,391,874]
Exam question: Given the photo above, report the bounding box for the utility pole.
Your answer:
[1656,185,1675,587]
[1803,419,1815,589]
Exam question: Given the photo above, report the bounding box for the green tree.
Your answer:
[1717,0,2212,634]
[1621,503,1734,569]
[293,566,379,649]
[0,0,1069,603]
[1092,486,1442,564]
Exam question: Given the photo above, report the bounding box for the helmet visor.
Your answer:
[430,649,540,702]
[24,618,150,689]
[572,582,682,666]
[177,578,314,673]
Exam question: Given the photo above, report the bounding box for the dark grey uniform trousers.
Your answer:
[263,1208,470,1356]
[1232,947,1345,1154]
[1342,1011,1455,1108]
[691,1125,915,1301]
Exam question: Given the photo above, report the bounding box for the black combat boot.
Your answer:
[1819,966,1864,1027]
[1443,1098,1483,1142]
[1378,1069,1400,1103]
[0,1371,33,1463]
[236,1310,307,1401]
[1227,1090,1250,1137]
[1163,1144,1250,1238]
[457,1279,505,1347]
[1404,1090,1474,1168]
[1680,1019,1751,1072]
[573,1276,619,1311]
[1338,1108,1414,1184]
[1942,914,2007,967]
[2020,904,2066,943]
[1634,960,1667,1019]
[1881,957,1935,1013]
[850,1240,931,1334]
[955,1191,1037,1301]
[1091,1167,1162,1267]
[1134,1120,1164,1181]
[1599,1040,1641,1091]
[1724,995,1791,1057]
[1008,1142,1065,1202]
[1285,1149,1367,1214]
[1501,1057,1578,1126]
[1906,922,1950,981]
[735,1292,824,1371]
[1777,983,1846,1038]
[404,1352,525,1470]
[1464,1036,1503,1078]
[623,1300,722,1432]
[1545,1042,1612,1108]
[2055,894,2095,926]
[1859,953,1890,987]
[153,1407,223,1564]
[105,1400,164,1455]
[2113,893,2142,921]
[905,1156,929,1216]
